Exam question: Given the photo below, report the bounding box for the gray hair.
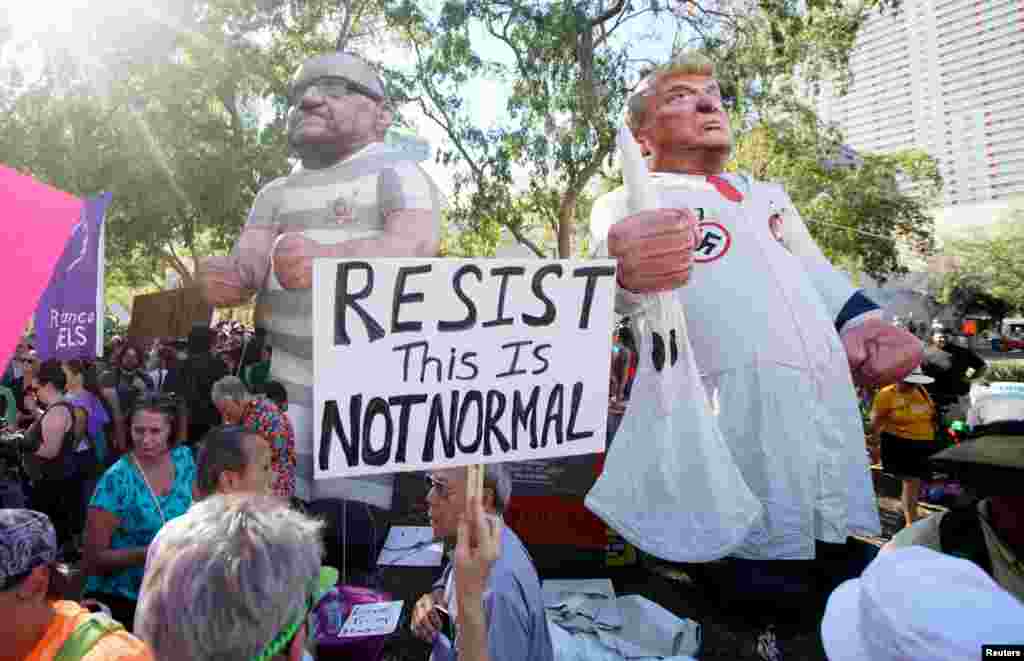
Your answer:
[211,376,252,403]
[626,51,717,130]
[194,425,253,499]
[136,494,325,661]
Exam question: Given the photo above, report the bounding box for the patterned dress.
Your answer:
[86,446,195,600]
[241,397,296,498]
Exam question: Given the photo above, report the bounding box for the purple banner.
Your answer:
[34,192,112,361]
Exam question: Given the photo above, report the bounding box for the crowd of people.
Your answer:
[3,47,1023,661]
[0,314,521,661]
[1,324,289,555]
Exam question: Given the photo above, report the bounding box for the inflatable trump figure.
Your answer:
[586,53,922,571]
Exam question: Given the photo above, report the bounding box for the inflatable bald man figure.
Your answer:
[199,53,442,509]
[588,53,922,611]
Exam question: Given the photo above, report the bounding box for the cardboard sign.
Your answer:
[0,166,82,373]
[339,601,404,638]
[313,258,615,479]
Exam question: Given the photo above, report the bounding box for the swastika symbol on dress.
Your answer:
[693,222,731,263]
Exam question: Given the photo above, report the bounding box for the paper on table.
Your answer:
[377,526,444,567]
[339,600,404,638]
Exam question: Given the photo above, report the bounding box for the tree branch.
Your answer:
[485,14,528,81]
[409,40,486,182]
[506,222,548,258]
[335,0,356,51]
[594,8,654,48]
[591,0,629,27]
[161,242,192,286]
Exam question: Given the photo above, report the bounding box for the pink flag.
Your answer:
[0,166,82,374]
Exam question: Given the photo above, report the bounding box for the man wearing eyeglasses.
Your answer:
[198,52,442,512]
[412,466,553,661]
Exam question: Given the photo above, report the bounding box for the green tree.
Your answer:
[385,0,639,258]
[941,213,1024,316]
[384,0,905,259]
[727,101,940,282]
[0,0,394,290]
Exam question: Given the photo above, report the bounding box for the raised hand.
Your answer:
[842,319,923,387]
[273,233,322,290]
[607,209,698,293]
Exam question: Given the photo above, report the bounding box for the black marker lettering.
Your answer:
[389,394,427,463]
[531,343,551,375]
[393,341,426,383]
[566,382,595,442]
[522,264,562,327]
[391,264,432,334]
[483,390,509,456]
[458,352,480,381]
[456,390,483,454]
[438,264,482,331]
[361,397,392,466]
[511,386,540,450]
[320,399,356,470]
[335,262,385,345]
[572,266,616,329]
[541,383,565,447]
[496,340,532,378]
[483,266,526,328]
[423,391,460,462]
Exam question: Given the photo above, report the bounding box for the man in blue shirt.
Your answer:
[411,464,553,661]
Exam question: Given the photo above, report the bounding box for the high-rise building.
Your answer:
[807,0,1024,208]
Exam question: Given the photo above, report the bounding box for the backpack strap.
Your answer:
[54,613,125,661]
[938,503,994,577]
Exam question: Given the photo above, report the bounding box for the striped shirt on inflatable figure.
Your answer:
[254,142,443,508]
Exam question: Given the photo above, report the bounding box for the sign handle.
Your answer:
[466,464,484,502]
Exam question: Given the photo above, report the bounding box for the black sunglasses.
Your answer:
[289,76,383,106]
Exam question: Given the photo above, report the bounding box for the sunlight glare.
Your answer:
[6,0,90,38]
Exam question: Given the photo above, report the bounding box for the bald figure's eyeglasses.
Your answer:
[290,76,383,106]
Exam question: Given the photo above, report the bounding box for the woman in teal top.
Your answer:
[83,394,194,630]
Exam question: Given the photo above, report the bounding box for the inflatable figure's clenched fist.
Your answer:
[607,209,699,293]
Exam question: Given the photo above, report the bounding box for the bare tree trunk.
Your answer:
[557,191,578,258]
[336,0,354,50]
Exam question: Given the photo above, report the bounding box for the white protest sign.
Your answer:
[313,258,615,479]
[339,601,404,638]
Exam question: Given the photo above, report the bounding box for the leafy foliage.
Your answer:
[728,99,940,282]
[939,211,1024,316]
[384,0,647,257]
[0,0,391,290]
[986,361,1024,383]
[383,0,913,259]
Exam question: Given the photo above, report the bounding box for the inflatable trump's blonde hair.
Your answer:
[626,52,716,130]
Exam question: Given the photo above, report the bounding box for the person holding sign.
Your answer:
[589,53,922,652]
[411,464,553,661]
[451,470,503,661]
[197,52,442,511]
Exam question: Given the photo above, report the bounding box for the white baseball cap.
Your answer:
[821,546,1024,661]
[903,366,934,385]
